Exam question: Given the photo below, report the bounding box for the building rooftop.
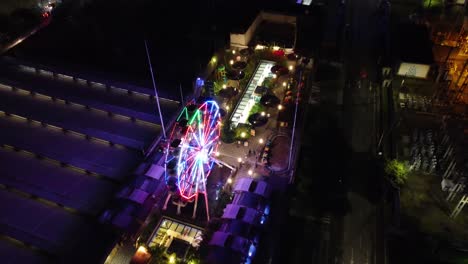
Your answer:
[395,23,434,65]
[0,56,179,262]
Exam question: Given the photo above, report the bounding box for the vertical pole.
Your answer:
[192,194,199,219]
[179,83,184,106]
[204,192,210,222]
[144,40,167,139]
[162,193,171,210]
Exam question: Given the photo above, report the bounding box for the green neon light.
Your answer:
[188,109,200,125]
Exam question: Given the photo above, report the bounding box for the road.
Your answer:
[339,0,386,263]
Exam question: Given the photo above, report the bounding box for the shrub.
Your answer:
[385,159,409,186]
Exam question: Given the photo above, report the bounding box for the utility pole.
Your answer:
[144,40,167,139]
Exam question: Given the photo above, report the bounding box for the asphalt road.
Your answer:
[340,0,384,263]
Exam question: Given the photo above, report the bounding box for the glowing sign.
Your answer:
[397,62,430,79]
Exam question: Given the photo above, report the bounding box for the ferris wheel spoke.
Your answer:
[165,100,221,217]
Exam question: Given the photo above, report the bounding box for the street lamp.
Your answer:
[259,138,264,144]
[288,65,294,71]
[282,82,287,87]
[278,104,283,110]
[229,59,234,65]
[261,111,265,116]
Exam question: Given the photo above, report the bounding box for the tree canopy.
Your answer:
[385,159,409,186]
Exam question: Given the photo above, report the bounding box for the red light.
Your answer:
[360,69,368,79]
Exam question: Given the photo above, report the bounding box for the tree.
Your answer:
[385,159,409,186]
[148,245,168,264]
[220,120,235,143]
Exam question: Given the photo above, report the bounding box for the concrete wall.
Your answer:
[230,11,296,49]
[230,14,263,49]
[260,11,296,25]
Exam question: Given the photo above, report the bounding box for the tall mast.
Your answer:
[144,40,167,138]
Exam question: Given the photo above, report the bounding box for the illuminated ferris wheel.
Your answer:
[164,100,221,220]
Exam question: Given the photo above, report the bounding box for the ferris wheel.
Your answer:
[164,100,221,220]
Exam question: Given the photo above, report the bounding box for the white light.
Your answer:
[226,106,230,110]
[248,170,253,175]
[267,113,271,117]
[227,177,233,184]
[289,65,294,71]
[222,84,227,89]
[272,74,277,79]
[282,82,287,87]
[255,44,265,50]
[238,157,242,163]
[229,60,234,65]
[261,111,265,116]
[259,138,264,144]
[232,50,236,54]
[241,132,246,138]
[278,104,283,110]
[215,151,220,157]
[273,46,280,51]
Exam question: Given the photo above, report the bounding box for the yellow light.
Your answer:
[137,246,148,254]
[226,105,230,110]
[259,138,264,144]
[227,177,233,184]
[260,111,265,116]
[222,84,227,89]
[278,104,283,110]
[288,65,294,71]
[241,132,246,138]
[282,82,287,87]
[229,60,234,65]
[169,255,176,264]
[232,50,236,54]
[248,170,253,175]
[273,46,280,51]
[212,57,217,63]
